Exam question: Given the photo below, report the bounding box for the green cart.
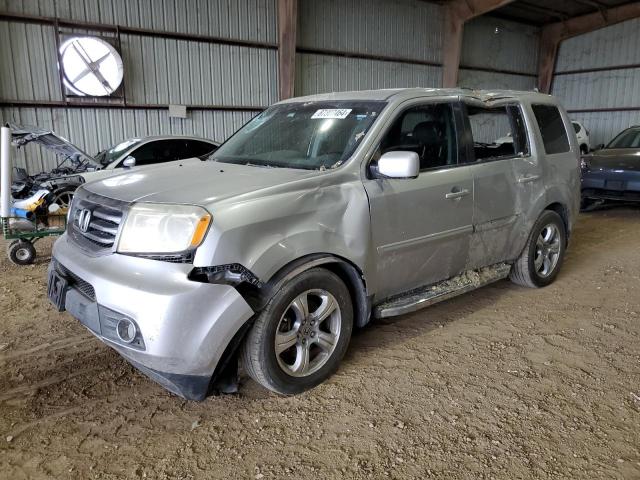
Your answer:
[2,214,67,265]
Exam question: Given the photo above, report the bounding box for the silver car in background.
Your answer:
[48,88,579,400]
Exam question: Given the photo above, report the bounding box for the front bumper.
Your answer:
[49,234,254,400]
[581,169,640,202]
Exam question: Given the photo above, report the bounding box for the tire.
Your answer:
[580,144,589,155]
[241,268,353,395]
[510,210,566,288]
[7,240,36,266]
[51,188,75,209]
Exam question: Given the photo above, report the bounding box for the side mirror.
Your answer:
[123,156,136,168]
[373,151,420,179]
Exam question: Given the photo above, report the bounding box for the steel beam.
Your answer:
[538,2,640,93]
[441,0,516,87]
[277,0,298,100]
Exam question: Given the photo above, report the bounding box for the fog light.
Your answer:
[116,318,137,343]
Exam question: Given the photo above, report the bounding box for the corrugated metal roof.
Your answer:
[1,0,277,43]
[297,0,443,63]
[556,17,640,72]
[121,35,277,106]
[295,53,442,96]
[458,69,536,91]
[552,68,640,110]
[461,16,539,74]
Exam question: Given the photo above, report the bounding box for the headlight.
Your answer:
[117,203,211,254]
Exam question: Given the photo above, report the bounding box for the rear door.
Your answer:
[362,99,474,299]
[461,100,541,269]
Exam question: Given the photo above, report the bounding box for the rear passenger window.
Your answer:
[466,104,529,161]
[532,104,570,154]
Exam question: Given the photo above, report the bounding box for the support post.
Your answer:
[441,0,516,88]
[442,7,465,88]
[537,26,561,93]
[277,0,297,100]
[1,127,11,219]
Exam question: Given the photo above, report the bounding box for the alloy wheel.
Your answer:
[534,223,561,277]
[274,289,342,377]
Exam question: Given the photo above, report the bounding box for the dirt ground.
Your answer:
[1,207,639,480]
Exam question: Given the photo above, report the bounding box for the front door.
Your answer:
[363,101,474,300]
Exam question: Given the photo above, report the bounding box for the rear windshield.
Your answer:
[212,101,386,170]
[606,129,640,149]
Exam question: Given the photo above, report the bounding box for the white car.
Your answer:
[11,126,219,207]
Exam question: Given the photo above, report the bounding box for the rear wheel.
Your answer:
[510,210,566,288]
[580,144,589,155]
[7,240,36,266]
[241,268,353,395]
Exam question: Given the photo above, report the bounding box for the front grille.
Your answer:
[53,259,96,301]
[67,189,127,255]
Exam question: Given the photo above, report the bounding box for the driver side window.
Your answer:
[379,103,457,171]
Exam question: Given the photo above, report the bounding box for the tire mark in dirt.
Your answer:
[0,365,103,402]
[0,333,92,361]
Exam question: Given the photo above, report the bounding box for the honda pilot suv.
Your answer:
[47,89,580,400]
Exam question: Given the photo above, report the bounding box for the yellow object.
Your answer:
[190,214,212,247]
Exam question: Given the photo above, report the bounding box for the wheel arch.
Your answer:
[244,253,371,329]
[544,201,570,243]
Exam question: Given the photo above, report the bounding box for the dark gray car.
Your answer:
[581,126,640,209]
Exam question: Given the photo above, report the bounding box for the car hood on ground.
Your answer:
[8,124,99,166]
[587,149,640,172]
[83,160,318,205]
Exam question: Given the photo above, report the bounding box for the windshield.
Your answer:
[606,129,640,149]
[211,101,386,170]
[95,138,142,166]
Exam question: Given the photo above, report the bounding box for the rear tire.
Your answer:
[7,240,36,266]
[241,268,353,395]
[580,144,589,155]
[510,210,566,288]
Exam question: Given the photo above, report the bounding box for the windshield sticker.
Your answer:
[311,109,352,119]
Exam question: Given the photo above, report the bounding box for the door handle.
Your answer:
[517,174,540,184]
[445,188,470,200]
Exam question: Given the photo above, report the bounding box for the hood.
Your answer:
[83,160,317,205]
[8,124,100,167]
[586,148,640,172]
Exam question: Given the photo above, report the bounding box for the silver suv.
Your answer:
[47,89,580,400]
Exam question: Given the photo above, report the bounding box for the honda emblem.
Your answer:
[77,208,92,233]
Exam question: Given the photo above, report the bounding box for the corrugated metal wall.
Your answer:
[0,0,277,173]
[553,17,640,147]
[296,0,443,96]
[458,16,539,91]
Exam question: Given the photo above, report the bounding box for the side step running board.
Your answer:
[374,263,512,319]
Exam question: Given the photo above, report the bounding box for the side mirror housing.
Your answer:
[372,151,420,179]
[123,156,136,168]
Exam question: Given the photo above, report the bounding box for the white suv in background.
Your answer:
[572,121,590,154]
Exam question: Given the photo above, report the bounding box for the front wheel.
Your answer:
[7,240,36,266]
[241,268,353,395]
[510,210,566,288]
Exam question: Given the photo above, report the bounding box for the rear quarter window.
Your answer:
[532,104,570,154]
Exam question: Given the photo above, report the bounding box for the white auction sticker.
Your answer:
[311,109,352,119]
